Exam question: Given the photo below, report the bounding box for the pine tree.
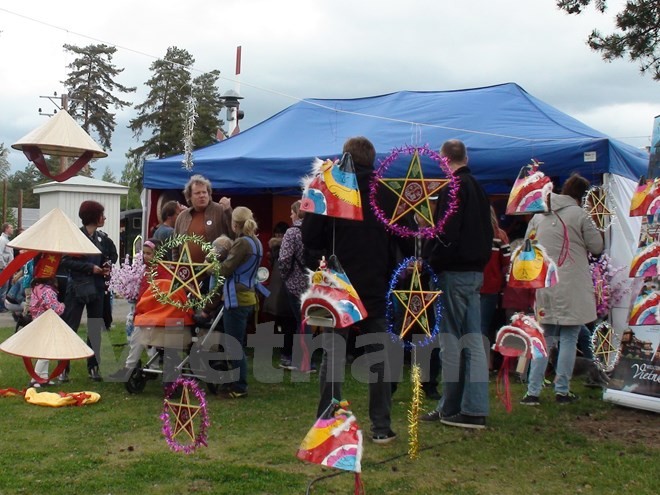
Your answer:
[101,165,117,183]
[557,0,660,81]
[63,43,136,149]
[128,46,194,160]
[192,70,225,148]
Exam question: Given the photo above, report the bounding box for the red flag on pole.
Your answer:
[235,46,242,75]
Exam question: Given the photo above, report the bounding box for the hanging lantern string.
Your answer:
[182,91,197,171]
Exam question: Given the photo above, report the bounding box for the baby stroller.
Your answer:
[124,307,226,394]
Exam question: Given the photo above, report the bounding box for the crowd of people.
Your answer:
[0,135,607,444]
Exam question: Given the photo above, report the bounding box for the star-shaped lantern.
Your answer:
[161,378,210,454]
[165,385,202,443]
[591,322,620,372]
[159,242,214,300]
[379,150,450,227]
[392,262,441,341]
[582,185,614,232]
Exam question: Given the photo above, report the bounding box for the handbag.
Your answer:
[71,278,98,304]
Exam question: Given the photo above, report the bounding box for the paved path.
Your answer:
[0,296,132,329]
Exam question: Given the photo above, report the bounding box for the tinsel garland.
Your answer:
[161,378,210,454]
[408,363,422,460]
[182,94,197,171]
[369,144,460,238]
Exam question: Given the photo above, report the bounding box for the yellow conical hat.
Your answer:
[8,208,100,254]
[12,110,107,159]
[0,309,94,360]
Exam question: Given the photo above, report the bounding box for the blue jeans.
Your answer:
[527,324,580,396]
[577,325,594,360]
[222,305,254,393]
[437,271,489,417]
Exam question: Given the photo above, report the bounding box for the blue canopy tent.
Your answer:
[143,82,648,196]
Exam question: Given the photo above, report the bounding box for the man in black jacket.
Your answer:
[422,139,493,429]
[301,136,408,444]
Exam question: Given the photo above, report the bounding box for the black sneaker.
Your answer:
[520,393,541,406]
[372,430,397,444]
[88,367,103,382]
[423,387,442,401]
[440,413,486,430]
[555,392,579,404]
[419,410,441,422]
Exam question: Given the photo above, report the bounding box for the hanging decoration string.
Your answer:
[182,91,197,171]
[408,346,422,459]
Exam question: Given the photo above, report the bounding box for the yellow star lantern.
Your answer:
[379,150,450,226]
[392,262,441,340]
[162,378,210,453]
[165,385,202,443]
[582,185,614,232]
[150,234,223,310]
[159,242,214,300]
[591,322,620,372]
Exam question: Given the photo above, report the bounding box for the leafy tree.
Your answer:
[63,43,136,150]
[557,0,660,80]
[101,165,117,183]
[120,154,143,210]
[128,47,194,160]
[7,163,48,209]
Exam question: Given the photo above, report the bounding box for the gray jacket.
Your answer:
[527,193,604,326]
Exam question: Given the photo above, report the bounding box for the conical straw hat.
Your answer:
[12,110,107,159]
[0,309,94,360]
[8,208,100,254]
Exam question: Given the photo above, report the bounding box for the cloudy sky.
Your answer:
[0,0,657,179]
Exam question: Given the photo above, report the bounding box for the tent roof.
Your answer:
[143,83,649,194]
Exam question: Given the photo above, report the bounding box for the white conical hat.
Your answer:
[8,208,100,254]
[12,110,107,159]
[0,309,94,360]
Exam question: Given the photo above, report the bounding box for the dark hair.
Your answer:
[78,201,105,226]
[1,223,12,233]
[440,139,467,163]
[561,173,590,203]
[31,276,58,290]
[160,200,179,222]
[273,221,289,235]
[343,136,376,171]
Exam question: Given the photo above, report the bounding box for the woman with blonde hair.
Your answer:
[217,206,265,398]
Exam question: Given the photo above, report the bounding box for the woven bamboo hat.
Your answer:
[8,208,100,254]
[12,110,107,158]
[0,309,94,360]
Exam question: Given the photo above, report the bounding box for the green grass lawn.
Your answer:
[0,324,657,495]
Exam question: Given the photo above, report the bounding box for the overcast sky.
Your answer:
[0,0,657,180]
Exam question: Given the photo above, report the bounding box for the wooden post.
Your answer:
[60,94,69,173]
[17,190,23,230]
[2,180,6,224]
